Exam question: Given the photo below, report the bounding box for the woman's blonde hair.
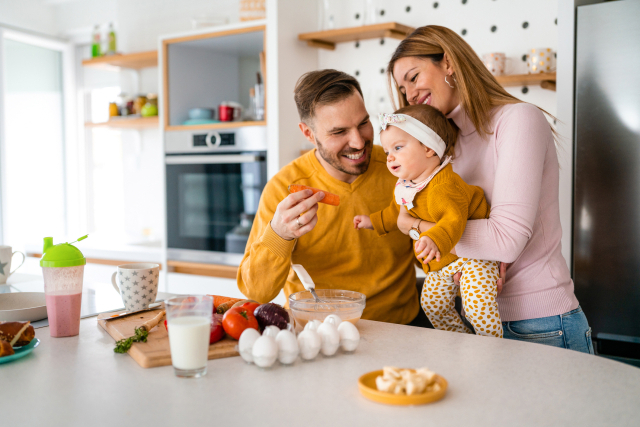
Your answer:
[387,25,555,139]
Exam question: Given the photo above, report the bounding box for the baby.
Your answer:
[354,105,502,338]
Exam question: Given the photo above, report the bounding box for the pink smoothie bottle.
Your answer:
[40,236,87,337]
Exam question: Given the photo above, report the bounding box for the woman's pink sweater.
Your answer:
[448,103,579,322]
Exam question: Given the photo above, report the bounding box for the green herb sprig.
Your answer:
[114,327,149,353]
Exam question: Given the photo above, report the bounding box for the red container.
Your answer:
[219,104,234,122]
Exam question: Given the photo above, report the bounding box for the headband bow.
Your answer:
[377,113,448,159]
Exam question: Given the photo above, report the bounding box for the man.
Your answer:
[237,69,420,324]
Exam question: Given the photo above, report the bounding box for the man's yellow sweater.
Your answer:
[370,163,490,273]
[237,146,419,324]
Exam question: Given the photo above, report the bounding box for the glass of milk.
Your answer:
[165,295,213,378]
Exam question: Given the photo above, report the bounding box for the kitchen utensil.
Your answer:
[98,303,238,368]
[165,295,213,378]
[0,338,40,364]
[358,370,448,405]
[188,108,215,120]
[111,263,160,313]
[103,301,163,321]
[0,293,47,322]
[289,289,366,331]
[527,47,556,73]
[0,245,25,284]
[41,235,87,338]
[291,264,329,305]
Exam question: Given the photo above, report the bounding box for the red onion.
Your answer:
[254,303,290,330]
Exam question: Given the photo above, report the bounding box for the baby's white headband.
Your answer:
[378,113,447,159]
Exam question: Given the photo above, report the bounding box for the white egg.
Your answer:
[262,325,280,338]
[251,335,278,368]
[297,329,321,360]
[338,321,360,352]
[304,319,322,332]
[317,322,340,356]
[275,329,299,365]
[323,314,342,326]
[238,328,261,363]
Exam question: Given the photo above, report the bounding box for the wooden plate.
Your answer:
[358,370,448,406]
[0,293,47,322]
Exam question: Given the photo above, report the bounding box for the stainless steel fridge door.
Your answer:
[574,1,640,338]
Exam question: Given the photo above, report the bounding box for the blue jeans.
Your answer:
[502,306,594,354]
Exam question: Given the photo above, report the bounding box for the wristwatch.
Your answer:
[409,218,422,240]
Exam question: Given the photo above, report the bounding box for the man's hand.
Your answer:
[415,235,441,264]
[453,262,509,295]
[353,215,373,230]
[271,189,324,240]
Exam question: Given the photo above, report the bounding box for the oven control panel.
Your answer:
[164,125,267,154]
[193,132,235,147]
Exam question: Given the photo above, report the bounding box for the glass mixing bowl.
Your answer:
[288,289,366,331]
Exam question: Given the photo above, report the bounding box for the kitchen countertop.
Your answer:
[2,312,640,426]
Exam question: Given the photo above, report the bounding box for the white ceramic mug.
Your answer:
[111,263,160,312]
[482,52,509,76]
[0,246,26,284]
[527,48,556,74]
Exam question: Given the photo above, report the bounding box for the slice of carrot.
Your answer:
[288,184,340,206]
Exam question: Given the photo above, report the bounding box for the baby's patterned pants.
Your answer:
[421,258,503,338]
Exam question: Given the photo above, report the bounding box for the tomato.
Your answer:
[210,314,225,344]
[222,306,259,340]
[164,319,168,331]
[241,302,261,315]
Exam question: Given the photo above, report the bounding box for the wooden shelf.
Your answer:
[495,72,556,91]
[82,51,158,69]
[85,116,159,129]
[167,260,237,279]
[298,22,415,50]
[166,120,267,132]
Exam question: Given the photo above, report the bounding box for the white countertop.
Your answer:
[2,312,640,426]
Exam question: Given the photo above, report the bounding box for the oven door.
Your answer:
[165,152,266,255]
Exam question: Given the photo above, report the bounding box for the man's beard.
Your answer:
[315,136,373,177]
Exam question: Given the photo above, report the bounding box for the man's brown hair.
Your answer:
[294,69,364,125]
[394,104,459,158]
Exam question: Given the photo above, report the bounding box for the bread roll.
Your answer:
[0,321,35,347]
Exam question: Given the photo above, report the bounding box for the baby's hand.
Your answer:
[353,215,373,230]
[415,236,441,264]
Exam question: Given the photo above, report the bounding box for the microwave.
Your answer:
[165,127,267,265]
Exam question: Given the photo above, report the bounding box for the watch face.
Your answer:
[410,229,420,240]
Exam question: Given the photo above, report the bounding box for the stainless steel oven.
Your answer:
[165,126,267,265]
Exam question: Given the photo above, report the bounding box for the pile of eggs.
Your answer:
[238,314,360,369]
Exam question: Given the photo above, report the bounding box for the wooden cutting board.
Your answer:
[97,305,239,368]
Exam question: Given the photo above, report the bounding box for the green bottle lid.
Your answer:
[40,235,88,268]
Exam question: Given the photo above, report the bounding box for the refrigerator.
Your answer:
[573,0,640,359]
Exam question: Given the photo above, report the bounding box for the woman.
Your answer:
[388,25,593,354]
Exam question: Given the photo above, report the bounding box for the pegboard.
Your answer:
[316,0,558,141]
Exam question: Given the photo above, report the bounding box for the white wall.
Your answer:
[0,0,57,35]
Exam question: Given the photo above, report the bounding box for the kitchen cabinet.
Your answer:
[161,25,266,131]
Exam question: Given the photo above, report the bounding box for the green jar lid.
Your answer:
[40,235,88,268]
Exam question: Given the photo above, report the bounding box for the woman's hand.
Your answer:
[398,209,435,235]
[415,235,441,264]
[397,209,414,235]
[353,215,373,230]
[453,262,509,295]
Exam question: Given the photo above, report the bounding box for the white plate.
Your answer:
[0,292,48,322]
